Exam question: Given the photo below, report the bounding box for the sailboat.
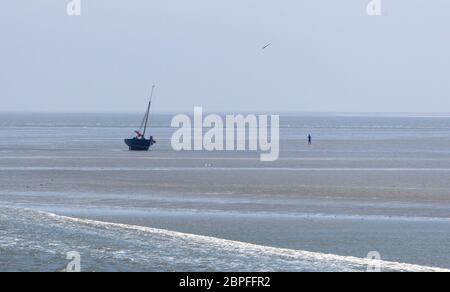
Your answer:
[124,85,156,151]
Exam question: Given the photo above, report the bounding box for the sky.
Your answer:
[0,0,449,113]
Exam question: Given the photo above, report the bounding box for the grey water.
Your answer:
[1,112,450,271]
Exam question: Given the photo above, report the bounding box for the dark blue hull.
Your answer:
[124,138,152,151]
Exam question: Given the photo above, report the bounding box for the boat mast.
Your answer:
[143,85,155,138]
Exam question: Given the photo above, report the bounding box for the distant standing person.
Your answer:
[308,134,312,145]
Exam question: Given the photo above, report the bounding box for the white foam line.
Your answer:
[1,156,450,162]
[2,166,450,172]
[38,205,450,223]
[33,208,448,272]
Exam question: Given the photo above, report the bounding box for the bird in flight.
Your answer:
[262,43,272,50]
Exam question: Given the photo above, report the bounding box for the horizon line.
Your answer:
[2,111,450,117]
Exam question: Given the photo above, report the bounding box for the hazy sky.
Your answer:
[1,0,449,113]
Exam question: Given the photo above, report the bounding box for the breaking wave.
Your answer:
[0,205,448,272]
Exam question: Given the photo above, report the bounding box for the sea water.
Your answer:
[1,112,450,271]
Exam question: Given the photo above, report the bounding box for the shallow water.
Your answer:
[1,206,448,272]
[1,113,450,271]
